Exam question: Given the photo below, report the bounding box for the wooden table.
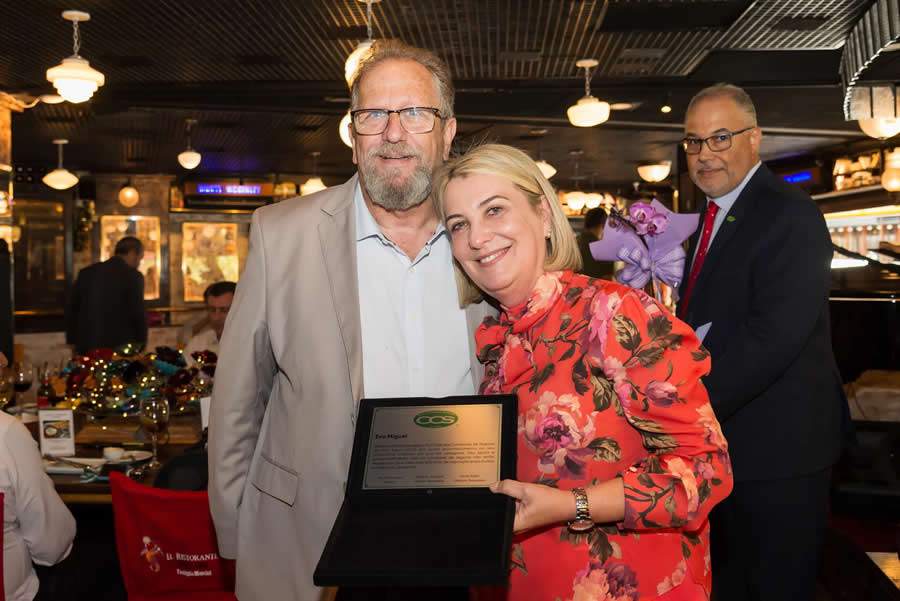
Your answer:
[22,410,203,503]
[49,444,195,504]
[48,444,191,505]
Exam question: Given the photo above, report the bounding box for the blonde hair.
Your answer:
[350,39,455,119]
[433,144,582,306]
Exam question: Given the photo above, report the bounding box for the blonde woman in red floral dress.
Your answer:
[433,144,733,601]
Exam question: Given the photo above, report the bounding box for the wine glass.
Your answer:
[0,368,13,411]
[12,362,33,407]
[139,396,170,470]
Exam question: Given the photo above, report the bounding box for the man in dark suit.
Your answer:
[677,84,845,601]
[576,207,615,280]
[66,236,147,354]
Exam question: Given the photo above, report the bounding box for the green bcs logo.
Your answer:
[413,410,459,428]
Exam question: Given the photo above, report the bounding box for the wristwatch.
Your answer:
[568,487,595,533]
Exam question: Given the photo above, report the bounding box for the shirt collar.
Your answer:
[353,182,447,246]
[707,161,761,213]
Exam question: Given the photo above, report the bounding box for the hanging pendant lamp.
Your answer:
[177,119,202,170]
[43,139,79,190]
[301,152,328,196]
[46,11,105,104]
[567,59,610,127]
[345,0,380,86]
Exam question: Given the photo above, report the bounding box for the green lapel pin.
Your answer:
[726,215,736,223]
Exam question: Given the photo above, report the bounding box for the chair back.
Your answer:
[110,472,235,599]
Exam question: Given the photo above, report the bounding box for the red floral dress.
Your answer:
[475,270,733,600]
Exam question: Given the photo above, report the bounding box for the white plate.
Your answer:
[43,451,153,474]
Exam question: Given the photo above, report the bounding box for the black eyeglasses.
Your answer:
[681,127,754,155]
[350,107,444,135]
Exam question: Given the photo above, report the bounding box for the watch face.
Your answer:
[568,518,595,533]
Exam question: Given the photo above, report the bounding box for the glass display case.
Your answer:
[825,205,900,268]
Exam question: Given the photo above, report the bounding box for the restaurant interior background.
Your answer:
[0,0,898,598]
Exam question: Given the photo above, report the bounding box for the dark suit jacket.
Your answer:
[66,256,147,354]
[576,232,615,280]
[678,164,845,482]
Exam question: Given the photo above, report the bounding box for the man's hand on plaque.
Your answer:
[489,479,574,534]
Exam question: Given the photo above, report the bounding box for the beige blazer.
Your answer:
[208,174,493,601]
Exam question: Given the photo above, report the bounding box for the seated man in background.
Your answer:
[576,207,615,280]
[1,411,76,601]
[184,281,235,366]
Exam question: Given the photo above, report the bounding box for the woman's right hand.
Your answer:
[490,479,574,534]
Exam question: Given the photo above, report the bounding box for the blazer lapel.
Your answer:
[318,175,364,404]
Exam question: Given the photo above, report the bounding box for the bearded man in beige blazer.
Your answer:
[208,40,492,601]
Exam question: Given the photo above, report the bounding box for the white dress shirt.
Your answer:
[355,185,475,400]
[692,161,762,266]
[1,412,76,601]
[183,327,220,368]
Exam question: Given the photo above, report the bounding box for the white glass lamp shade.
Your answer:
[584,192,603,209]
[177,149,202,170]
[858,118,900,140]
[566,191,586,211]
[345,40,374,86]
[536,160,557,179]
[340,111,353,148]
[42,168,79,190]
[46,57,105,104]
[883,149,900,192]
[301,177,327,196]
[118,185,140,207]
[637,161,672,183]
[567,96,610,127]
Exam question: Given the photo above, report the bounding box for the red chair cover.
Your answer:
[110,472,235,601]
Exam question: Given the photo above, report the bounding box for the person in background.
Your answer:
[434,144,732,600]
[677,83,846,601]
[183,281,236,366]
[66,236,147,355]
[575,207,615,280]
[1,411,76,601]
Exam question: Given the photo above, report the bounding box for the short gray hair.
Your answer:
[350,39,455,119]
[686,83,757,126]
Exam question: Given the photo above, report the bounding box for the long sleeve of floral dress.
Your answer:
[585,286,733,532]
[476,271,732,600]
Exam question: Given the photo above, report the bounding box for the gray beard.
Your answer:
[359,144,433,211]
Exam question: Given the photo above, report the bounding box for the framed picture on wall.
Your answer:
[181,222,239,302]
[99,215,161,300]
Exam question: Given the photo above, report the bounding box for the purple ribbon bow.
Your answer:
[589,199,700,292]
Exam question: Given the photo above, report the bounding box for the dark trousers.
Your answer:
[711,468,831,601]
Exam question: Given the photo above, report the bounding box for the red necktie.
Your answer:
[678,201,719,319]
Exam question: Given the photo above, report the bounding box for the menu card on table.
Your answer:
[38,408,76,457]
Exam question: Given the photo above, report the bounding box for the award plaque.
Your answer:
[314,394,517,587]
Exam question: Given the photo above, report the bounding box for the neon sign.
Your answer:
[195,184,263,195]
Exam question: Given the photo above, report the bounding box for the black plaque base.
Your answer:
[314,395,518,588]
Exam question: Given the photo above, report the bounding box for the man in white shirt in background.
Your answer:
[183,281,235,366]
[1,411,76,601]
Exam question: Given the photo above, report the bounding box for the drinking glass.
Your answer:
[0,368,13,410]
[12,362,33,407]
[139,396,170,470]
